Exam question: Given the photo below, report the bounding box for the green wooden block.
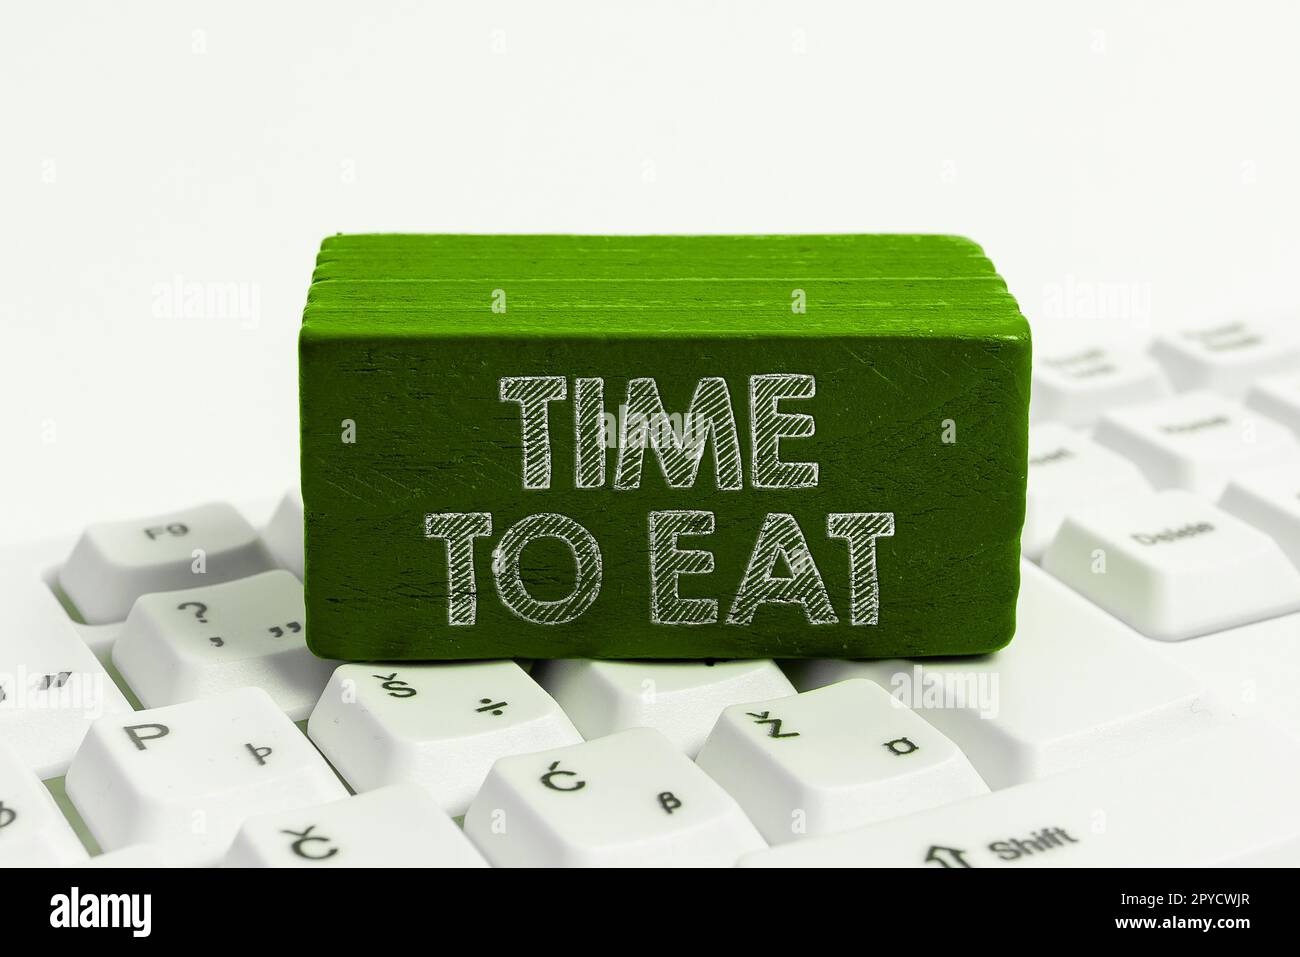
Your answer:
[299,234,1031,661]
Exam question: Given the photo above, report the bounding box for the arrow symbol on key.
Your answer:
[925,845,972,868]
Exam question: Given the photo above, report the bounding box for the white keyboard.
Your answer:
[4,319,1300,868]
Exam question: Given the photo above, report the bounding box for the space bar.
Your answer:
[739,722,1300,867]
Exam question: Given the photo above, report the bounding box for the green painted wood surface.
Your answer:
[300,234,1031,660]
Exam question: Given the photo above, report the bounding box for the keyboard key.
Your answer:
[1150,320,1300,397]
[1094,390,1300,497]
[464,727,765,866]
[1246,371,1300,437]
[532,658,795,756]
[695,679,987,844]
[87,843,206,867]
[1220,465,1300,570]
[0,741,88,865]
[0,570,133,778]
[782,561,1213,788]
[66,687,347,859]
[739,722,1300,867]
[308,661,581,815]
[112,569,334,719]
[1022,424,1152,560]
[1152,610,1300,742]
[1030,345,1171,428]
[1042,489,1300,640]
[58,502,275,624]
[261,489,304,579]
[222,784,487,868]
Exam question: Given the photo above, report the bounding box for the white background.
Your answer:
[2,0,1297,544]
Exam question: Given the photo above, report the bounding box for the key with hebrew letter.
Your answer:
[308,660,581,815]
[66,687,346,860]
[223,785,487,867]
[112,569,334,719]
[696,679,987,843]
[0,548,134,778]
[464,727,765,866]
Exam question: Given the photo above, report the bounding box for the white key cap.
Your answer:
[1150,320,1300,397]
[58,502,275,624]
[112,570,334,719]
[0,567,133,778]
[1022,424,1152,560]
[87,843,206,867]
[308,661,581,815]
[66,687,347,859]
[532,659,795,757]
[1152,611,1300,741]
[1030,345,1171,428]
[696,679,987,844]
[0,741,87,865]
[782,561,1214,788]
[1042,489,1300,640]
[464,727,765,867]
[1246,371,1300,436]
[1220,464,1300,569]
[1093,390,1300,498]
[222,784,487,868]
[702,681,982,842]
[261,489,304,579]
[740,722,1300,867]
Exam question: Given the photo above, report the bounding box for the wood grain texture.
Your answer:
[300,235,1030,661]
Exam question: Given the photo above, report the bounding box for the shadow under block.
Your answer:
[299,235,1031,660]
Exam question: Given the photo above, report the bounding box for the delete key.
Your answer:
[299,235,1031,660]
